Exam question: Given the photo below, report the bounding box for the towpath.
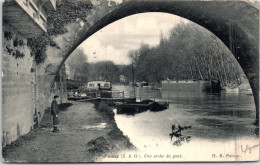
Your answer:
[3,101,130,163]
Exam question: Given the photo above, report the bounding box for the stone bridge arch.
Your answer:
[43,0,258,120]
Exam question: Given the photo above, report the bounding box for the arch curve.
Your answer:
[49,0,258,121]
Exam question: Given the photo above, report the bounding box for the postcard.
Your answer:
[2,0,259,163]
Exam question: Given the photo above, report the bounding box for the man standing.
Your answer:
[51,95,60,132]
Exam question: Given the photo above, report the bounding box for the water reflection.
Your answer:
[113,85,257,147]
[170,124,192,146]
[172,135,192,147]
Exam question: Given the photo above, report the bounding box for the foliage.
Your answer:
[65,47,121,83]
[6,45,25,59]
[47,0,92,35]
[4,32,25,59]
[66,22,244,87]
[126,22,244,87]
[28,0,93,64]
[12,50,25,59]
[87,61,120,83]
[65,48,89,82]
[5,46,25,59]
[27,35,49,64]
[4,31,13,41]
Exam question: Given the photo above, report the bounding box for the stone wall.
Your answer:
[2,23,67,147]
[2,24,35,146]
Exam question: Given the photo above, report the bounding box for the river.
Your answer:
[104,85,259,162]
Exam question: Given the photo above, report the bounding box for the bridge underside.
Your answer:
[47,0,258,121]
[2,0,259,147]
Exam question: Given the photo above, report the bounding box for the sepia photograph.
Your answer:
[1,0,259,163]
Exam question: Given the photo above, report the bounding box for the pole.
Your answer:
[122,91,125,103]
[105,64,107,81]
[97,68,100,81]
[132,61,135,97]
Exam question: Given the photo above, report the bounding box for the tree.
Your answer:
[125,21,245,87]
[87,61,120,83]
[65,48,88,82]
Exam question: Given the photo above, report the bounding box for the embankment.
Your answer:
[85,101,135,161]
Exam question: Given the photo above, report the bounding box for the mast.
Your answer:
[132,61,136,97]
[105,64,108,81]
[97,68,100,81]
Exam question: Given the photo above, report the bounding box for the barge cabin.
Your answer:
[86,81,112,91]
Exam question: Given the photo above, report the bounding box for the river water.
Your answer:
[103,85,259,162]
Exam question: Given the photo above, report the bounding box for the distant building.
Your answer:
[119,75,127,83]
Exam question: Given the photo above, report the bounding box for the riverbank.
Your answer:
[85,101,135,161]
[2,101,135,163]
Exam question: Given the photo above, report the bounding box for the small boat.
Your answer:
[116,99,169,114]
[150,101,169,112]
[225,87,239,93]
[116,100,154,115]
[151,86,161,90]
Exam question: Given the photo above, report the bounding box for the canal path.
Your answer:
[2,101,133,163]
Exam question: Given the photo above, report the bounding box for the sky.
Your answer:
[79,12,188,65]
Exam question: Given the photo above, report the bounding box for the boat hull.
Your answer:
[116,100,169,114]
[116,102,153,115]
[162,79,221,93]
[150,101,169,111]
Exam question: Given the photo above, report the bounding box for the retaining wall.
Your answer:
[2,23,67,147]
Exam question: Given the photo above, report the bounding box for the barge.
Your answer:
[116,100,169,115]
[161,79,221,93]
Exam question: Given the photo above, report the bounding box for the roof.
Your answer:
[87,81,111,83]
